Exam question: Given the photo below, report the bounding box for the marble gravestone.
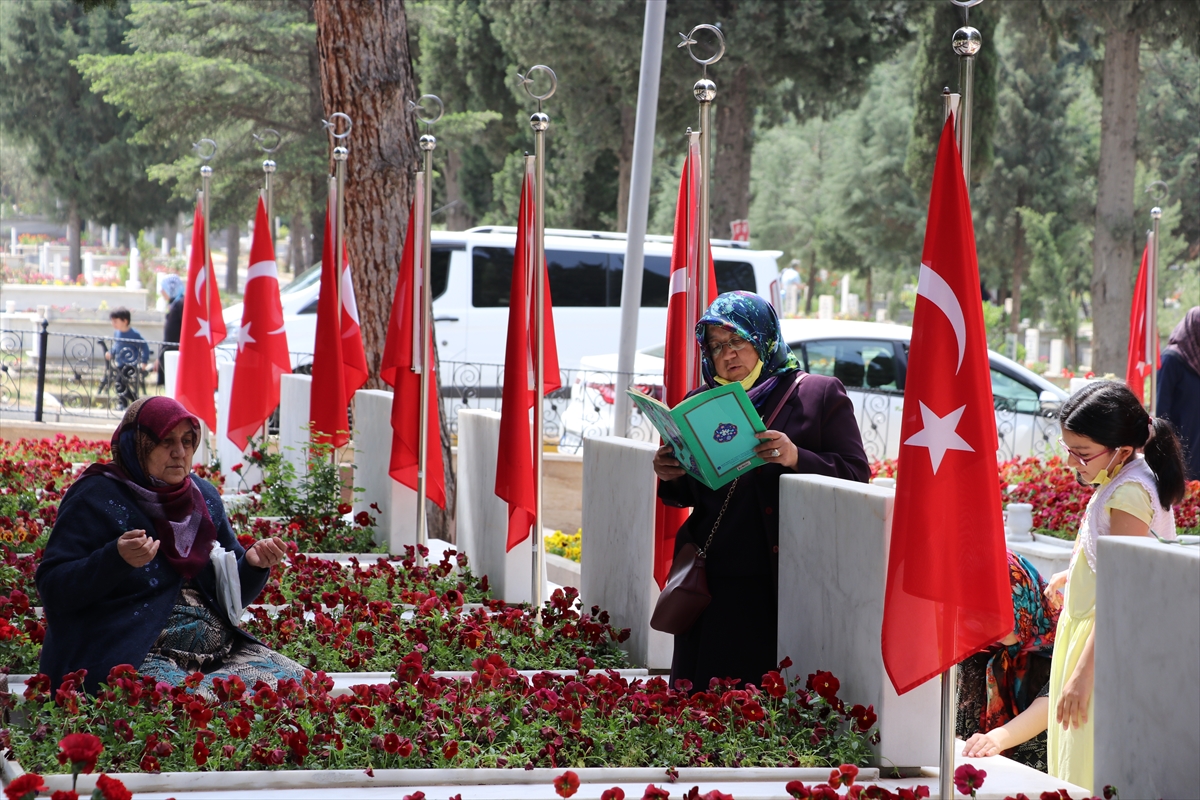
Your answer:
[216,361,262,492]
[777,473,939,769]
[277,373,313,484]
[162,350,209,464]
[580,436,672,670]
[455,409,535,605]
[1094,536,1199,798]
[352,389,418,554]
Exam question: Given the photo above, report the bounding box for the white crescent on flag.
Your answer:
[341,267,360,326]
[195,265,206,302]
[916,263,966,374]
[246,260,278,283]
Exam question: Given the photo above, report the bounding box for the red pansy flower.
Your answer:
[56,732,103,774]
[953,764,986,797]
[553,770,581,798]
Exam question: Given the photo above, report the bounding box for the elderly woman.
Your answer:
[653,291,869,692]
[37,396,303,694]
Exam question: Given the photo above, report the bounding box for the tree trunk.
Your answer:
[288,214,306,273]
[309,206,325,269]
[863,270,872,320]
[443,148,472,231]
[1008,211,1025,333]
[67,200,81,280]
[1090,23,1140,375]
[315,0,419,387]
[804,250,818,315]
[615,103,635,234]
[225,222,240,294]
[711,63,753,240]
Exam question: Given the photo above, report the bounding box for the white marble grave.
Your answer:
[777,473,940,769]
[352,389,418,553]
[579,436,671,670]
[277,373,312,483]
[216,361,262,492]
[163,350,209,464]
[1093,536,1199,798]
[455,409,535,605]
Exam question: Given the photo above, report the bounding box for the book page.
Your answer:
[680,390,764,477]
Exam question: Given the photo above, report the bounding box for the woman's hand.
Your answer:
[755,430,799,469]
[961,730,1007,758]
[1056,662,1094,730]
[1044,570,1068,610]
[653,444,687,481]
[117,529,159,568]
[245,536,288,569]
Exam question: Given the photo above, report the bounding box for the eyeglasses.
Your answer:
[1057,437,1111,465]
[708,336,751,357]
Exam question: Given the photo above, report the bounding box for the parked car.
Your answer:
[219,227,784,372]
[559,320,1068,461]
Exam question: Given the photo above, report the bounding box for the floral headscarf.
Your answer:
[980,551,1059,732]
[695,291,800,407]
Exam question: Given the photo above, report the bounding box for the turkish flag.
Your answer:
[1125,239,1159,403]
[380,172,444,508]
[653,132,718,590]
[310,183,368,447]
[881,117,1011,695]
[226,197,291,451]
[175,201,226,431]
[496,156,561,552]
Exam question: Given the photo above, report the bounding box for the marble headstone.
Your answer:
[455,409,534,605]
[352,389,418,554]
[216,361,262,492]
[579,436,671,670]
[1094,536,1199,797]
[278,373,312,484]
[777,473,939,768]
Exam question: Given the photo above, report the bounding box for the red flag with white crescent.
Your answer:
[882,117,1011,695]
[654,133,717,590]
[175,201,226,431]
[227,197,290,451]
[1125,239,1159,403]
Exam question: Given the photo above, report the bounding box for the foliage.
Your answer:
[7,658,874,773]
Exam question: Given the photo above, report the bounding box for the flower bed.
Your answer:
[3,658,876,775]
[0,436,111,555]
[546,530,582,563]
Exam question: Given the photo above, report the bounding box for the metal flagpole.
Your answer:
[613,0,666,438]
[322,113,352,467]
[410,95,444,563]
[253,129,281,248]
[520,65,557,612]
[193,138,218,456]
[1145,181,1167,412]
[680,25,725,386]
[944,3,982,796]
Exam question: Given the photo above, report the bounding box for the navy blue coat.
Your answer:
[1157,348,1200,481]
[37,474,270,693]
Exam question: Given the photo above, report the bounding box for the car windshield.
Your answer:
[282,263,322,294]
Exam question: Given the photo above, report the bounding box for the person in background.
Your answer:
[1157,306,1200,480]
[959,550,1059,770]
[156,275,185,387]
[107,307,150,409]
[1042,381,1185,792]
[653,291,869,694]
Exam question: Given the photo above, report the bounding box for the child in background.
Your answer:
[107,307,150,409]
[1043,381,1186,792]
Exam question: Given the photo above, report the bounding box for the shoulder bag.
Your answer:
[650,371,805,635]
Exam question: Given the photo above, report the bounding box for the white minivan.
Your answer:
[221,227,783,370]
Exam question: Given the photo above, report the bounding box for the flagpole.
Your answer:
[521,65,556,612]
[411,95,442,563]
[254,129,281,250]
[1145,181,1167,412]
[680,25,725,386]
[193,138,218,458]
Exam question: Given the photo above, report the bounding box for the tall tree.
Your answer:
[0,0,179,278]
[1041,0,1200,373]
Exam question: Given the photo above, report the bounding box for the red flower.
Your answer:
[761,670,787,699]
[642,787,671,800]
[4,774,48,800]
[442,740,459,760]
[554,770,581,798]
[808,671,840,701]
[51,791,80,800]
[829,764,859,788]
[95,774,133,800]
[953,764,986,796]
[741,700,766,721]
[338,502,353,515]
[785,780,811,799]
[601,790,627,800]
[701,793,735,800]
[56,732,103,774]
[402,794,426,800]
[850,704,877,732]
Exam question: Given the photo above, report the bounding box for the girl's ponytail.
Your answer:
[1144,416,1188,508]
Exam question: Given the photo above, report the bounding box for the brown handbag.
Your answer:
[649,372,805,636]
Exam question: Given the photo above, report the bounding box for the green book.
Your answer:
[627,381,767,489]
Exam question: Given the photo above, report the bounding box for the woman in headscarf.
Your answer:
[156,274,185,386]
[959,551,1059,770]
[1157,307,1200,480]
[37,396,304,695]
[652,291,869,692]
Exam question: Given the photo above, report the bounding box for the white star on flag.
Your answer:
[194,317,211,343]
[237,321,256,353]
[904,401,974,474]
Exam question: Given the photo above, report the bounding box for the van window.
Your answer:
[715,260,757,294]
[300,247,454,315]
[473,247,614,307]
[801,339,899,392]
[610,256,757,308]
[472,246,513,307]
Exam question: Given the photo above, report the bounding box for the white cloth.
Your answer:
[209,540,245,625]
[1078,457,1177,571]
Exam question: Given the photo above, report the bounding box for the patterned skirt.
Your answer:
[956,651,1051,772]
[138,583,304,698]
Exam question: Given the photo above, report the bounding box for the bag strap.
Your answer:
[698,477,738,557]
[763,372,806,429]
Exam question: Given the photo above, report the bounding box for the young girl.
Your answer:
[1045,381,1187,791]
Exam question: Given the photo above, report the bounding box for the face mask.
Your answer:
[1088,450,1122,486]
